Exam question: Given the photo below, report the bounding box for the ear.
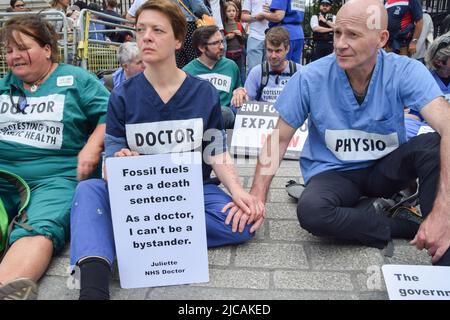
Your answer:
[44,44,52,58]
[198,44,206,55]
[377,30,389,49]
[175,39,182,51]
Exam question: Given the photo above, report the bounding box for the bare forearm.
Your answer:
[210,152,243,193]
[262,10,284,23]
[413,19,423,40]
[251,128,292,202]
[431,130,450,216]
[85,124,106,152]
[313,26,333,33]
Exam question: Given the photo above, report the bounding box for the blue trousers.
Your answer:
[70,179,254,266]
[286,39,304,64]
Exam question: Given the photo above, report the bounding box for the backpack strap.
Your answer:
[288,60,297,76]
[256,61,270,101]
[0,170,33,260]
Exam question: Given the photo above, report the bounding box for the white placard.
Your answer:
[417,125,435,136]
[106,152,209,289]
[230,101,308,159]
[382,265,450,300]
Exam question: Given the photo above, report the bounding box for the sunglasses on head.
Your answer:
[9,84,27,113]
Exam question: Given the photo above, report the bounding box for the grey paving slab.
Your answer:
[265,202,298,219]
[190,268,270,289]
[384,244,432,265]
[273,270,354,291]
[109,281,149,300]
[37,276,78,300]
[46,257,71,277]
[234,243,309,269]
[307,244,384,271]
[268,189,298,203]
[355,269,387,292]
[208,247,232,266]
[252,220,267,241]
[269,220,323,242]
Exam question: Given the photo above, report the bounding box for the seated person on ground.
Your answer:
[101,41,145,91]
[231,26,301,107]
[183,25,242,129]
[247,0,450,267]
[405,32,450,139]
[69,0,264,300]
[0,14,108,300]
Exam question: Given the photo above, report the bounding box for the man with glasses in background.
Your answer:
[183,25,243,129]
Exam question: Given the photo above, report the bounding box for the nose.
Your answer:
[334,34,348,51]
[141,29,155,43]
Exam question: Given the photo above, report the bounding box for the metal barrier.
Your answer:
[77,8,135,72]
[0,10,70,62]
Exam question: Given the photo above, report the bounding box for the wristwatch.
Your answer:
[411,38,418,44]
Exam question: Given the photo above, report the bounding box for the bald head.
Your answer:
[337,0,388,31]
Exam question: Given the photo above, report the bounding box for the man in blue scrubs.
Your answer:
[248,0,450,266]
[261,0,305,63]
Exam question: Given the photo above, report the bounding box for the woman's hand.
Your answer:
[77,144,102,181]
[114,148,140,157]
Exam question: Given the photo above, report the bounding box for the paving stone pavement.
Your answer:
[39,157,431,300]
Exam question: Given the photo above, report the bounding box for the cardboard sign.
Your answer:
[230,101,308,159]
[382,264,450,300]
[106,152,208,289]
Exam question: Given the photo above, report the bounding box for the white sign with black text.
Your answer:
[230,101,308,159]
[106,152,209,289]
[382,264,450,300]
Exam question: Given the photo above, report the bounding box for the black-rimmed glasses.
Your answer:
[9,84,27,113]
[206,39,225,46]
[432,37,450,61]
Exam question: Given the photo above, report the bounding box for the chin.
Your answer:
[336,59,354,70]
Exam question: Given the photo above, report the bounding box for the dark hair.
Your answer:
[135,0,187,44]
[192,25,220,56]
[265,26,290,48]
[106,0,117,8]
[87,2,102,13]
[10,0,22,7]
[1,14,59,63]
[73,1,87,10]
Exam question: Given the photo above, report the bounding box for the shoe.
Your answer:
[390,206,423,225]
[285,180,305,200]
[0,278,38,300]
[372,198,396,214]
